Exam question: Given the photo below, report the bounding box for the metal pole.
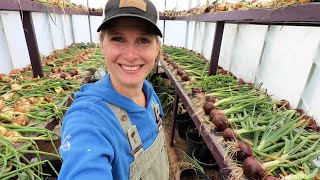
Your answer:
[21,11,44,78]
[209,21,225,75]
[87,0,93,43]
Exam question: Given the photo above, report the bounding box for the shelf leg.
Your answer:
[170,92,179,146]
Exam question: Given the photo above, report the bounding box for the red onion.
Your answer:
[223,128,237,141]
[211,114,229,132]
[205,95,216,103]
[242,156,266,179]
[202,102,215,115]
[236,141,253,161]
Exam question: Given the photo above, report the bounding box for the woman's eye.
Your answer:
[138,38,150,44]
[111,37,125,42]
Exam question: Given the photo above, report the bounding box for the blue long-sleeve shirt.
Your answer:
[58,74,163,180]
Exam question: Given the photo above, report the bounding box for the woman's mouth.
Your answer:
[120,64,142,71]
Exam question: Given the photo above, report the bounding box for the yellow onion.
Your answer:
[28,97,38,104]
[14,114,30,126]
[3,131,22,143]
[54,87,64,94]
[44,96,54,103]
[0,100,5,108]
[1,92,15,101]
[0,126,7,137]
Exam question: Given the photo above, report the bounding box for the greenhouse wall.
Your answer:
[0,0,319,123]
[160,7,312,126]
[159,1,320,124]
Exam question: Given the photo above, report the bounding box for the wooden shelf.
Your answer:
[0,0,102,16]
[160,60,232,178]
[160,3,320,26]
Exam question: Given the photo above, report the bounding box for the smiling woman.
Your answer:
[58,0,169,180]
[100,17,160,101]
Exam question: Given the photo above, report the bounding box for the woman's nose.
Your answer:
[123,44,139,61]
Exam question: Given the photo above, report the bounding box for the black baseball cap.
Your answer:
[97,0,162,38]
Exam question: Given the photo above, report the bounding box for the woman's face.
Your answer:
[101,17,160,89]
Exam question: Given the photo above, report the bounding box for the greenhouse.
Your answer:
[0,0,320,179]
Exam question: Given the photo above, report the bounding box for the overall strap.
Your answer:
[106,102,143,158]
[151,102,163,131]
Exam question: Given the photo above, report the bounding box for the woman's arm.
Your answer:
[58,108,114,180]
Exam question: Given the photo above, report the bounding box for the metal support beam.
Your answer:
[22,11,44,78]
[209,21,225,75]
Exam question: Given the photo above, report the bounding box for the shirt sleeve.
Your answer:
[58,108,114,180]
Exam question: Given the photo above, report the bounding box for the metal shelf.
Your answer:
[0,0,103,78]
[0,0,102,16]
[160,60,232,178]
[160,3,320,26]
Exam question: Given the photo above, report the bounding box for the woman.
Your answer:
[58,0,169,179]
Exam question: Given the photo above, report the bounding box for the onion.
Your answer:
[277,99,290,109]
[242,156,266,179]
[177,68,185,76]
[209,109,223,119]
[60,71,67,79]
[294,108,304,116]
[51,67,60,73]
[204,5,214,13]
[236,141,253,161]
[219,69,228,74]
[45,60,54,66]
[300,115,318,130]
[191,88,202,94]
[3,131,22,143]
[44,96,54,103]
[10,69,21,75]
[11,83,22,90]
[4,131,13,137]
[14,115,30,126]
[205,95,216,103]
[15,104,32,113]
[68,70,78,76]
[181,73,189,81]
[238,78,245,85]
[211,114,229,131]
[23,66,31,72]
[223,128,237,141]
[0,126,7,136]
[0,74,10,82]
[202,102,215,115]
[163,53,169,60]
[0,100,5,108]
[28,97,38,104]
[172,62,179,69]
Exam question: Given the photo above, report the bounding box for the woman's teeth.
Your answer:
[121,65,141,71]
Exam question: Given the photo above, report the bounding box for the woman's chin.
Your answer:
[121,78,144,87]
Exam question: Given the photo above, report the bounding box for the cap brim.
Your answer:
[97,14,162,38]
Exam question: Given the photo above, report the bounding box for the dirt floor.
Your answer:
[163,117,223,180]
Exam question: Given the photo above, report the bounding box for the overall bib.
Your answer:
[106,102,170,180]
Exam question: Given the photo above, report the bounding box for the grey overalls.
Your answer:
[106,102,170,180]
